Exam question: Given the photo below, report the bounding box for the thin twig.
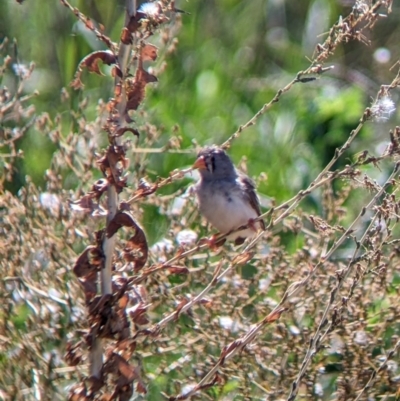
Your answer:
[354,338,400,401]
[286,162,400,401]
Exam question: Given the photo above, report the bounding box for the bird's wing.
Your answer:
[239,173,266,230]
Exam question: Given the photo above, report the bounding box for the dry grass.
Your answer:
[2,1,400,400]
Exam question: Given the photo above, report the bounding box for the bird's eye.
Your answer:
[210,155,216,172]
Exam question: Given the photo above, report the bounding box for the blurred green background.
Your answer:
[1,0,399,201]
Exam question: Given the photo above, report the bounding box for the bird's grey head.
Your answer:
[193,146,237,180]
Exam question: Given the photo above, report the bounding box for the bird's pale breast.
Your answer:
[196,179,258,238]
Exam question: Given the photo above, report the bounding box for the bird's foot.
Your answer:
[199,234,226,249]
[247,218,259,232]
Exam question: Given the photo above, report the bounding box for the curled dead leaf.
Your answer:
[111,65,123,79]
[87,293,112,317]
[114,127,140,138]
[73,246,103,303]
[92,178,109,199]
[116,355,135,382]
[70,193,107,216]
[97,146,128,190]
[71,50,117,89]
[118,294,129,309]
[125,64,157,116]
[115,339,137,359]
[106,211,148,271]
[104,353,135,384]
[70,194,97,213]
[105,353,146,396]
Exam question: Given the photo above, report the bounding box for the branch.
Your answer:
[91,0,137,379]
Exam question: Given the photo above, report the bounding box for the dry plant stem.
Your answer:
[260,72,399,224]
[221,76,302,148]
[172,320,285,400]
[168,163,399,400]
[103,0,137,295]
[221,1,392,149]
[265,167,353,225]
[354,338,400,401]
[59,0,117,52]
[71,0,395,391]
[3,277,68,306]
[128,148,193,154]
[128,67,400,210]
[287,163,400,401]
[151,261,223,331]
[90,0,137,379]
[129,162,387,343]
[127,167,192,204]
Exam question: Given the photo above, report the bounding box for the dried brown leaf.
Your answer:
[71,51,117,89]
[73,246,102,302]
[120,27,133,44]
[105,353,143,399]
[127,12,145,33]
[107,211,148,271]
[70,194,97,213]
[87,294,112,317]
[125,65,157,114]
[199,298,213,307]
[141,44,158,61]
[92,178,109,199]
[220,339,241,363]
[128,302,150,325]
[97,146,128,190]
[114,127,140,138]
[82,51,116,74]
[136,382,147,394]
[65,341,83,367]
[115,339,137,359]
[118,293,129,308]
[111,65,123,79]
[115,354,136,382]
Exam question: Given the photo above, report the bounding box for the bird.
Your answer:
[192,146,265,245]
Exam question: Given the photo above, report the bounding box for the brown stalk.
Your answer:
[90,0,137,380]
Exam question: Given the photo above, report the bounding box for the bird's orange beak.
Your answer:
[192,155,207,170]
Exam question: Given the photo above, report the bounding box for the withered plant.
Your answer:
[3,1,400,400]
